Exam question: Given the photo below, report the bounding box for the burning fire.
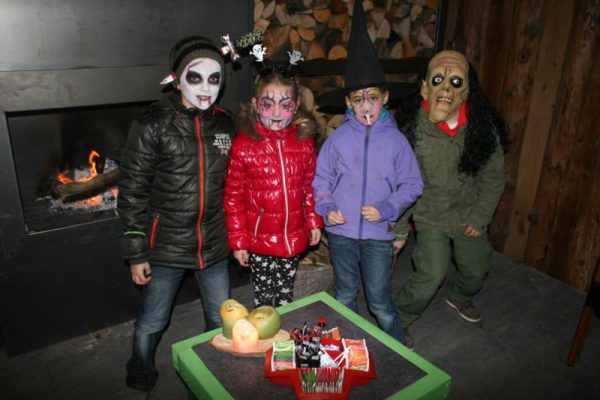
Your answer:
[57,150,100,184]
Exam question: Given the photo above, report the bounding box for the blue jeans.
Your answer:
[126,259,230,391]
[327,233,405,344]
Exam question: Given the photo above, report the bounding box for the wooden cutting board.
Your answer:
[210,329,290,357]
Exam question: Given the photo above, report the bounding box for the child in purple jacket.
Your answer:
[312,0,422,346]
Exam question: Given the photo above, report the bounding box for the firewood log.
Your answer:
[254,1,265,21]
[330,0,348,15]
[275,4,291,25]
[390,41,404,59]
[299,85,315,112]
[298,28,316,41]
[402,40,417,58]
[313,8,332,23]
[326,114,344,135]
[376,18,391,39]
[362,1,374,13]
[264,25,290,50]
[297,14,317,29]
[254,18,270,33]
[328,14,349,29]
[55,169,119,202]
[306,41,325,60]
[262,0,276,19]
[410,4,423,21]
[327,45,347,60]
[289,28,301,49]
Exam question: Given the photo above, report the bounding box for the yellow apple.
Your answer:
[219,299,249,339]
[247,306,281,339]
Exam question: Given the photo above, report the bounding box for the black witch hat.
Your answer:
[318,0,417,107]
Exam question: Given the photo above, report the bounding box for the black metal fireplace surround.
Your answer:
[0,0,253,355]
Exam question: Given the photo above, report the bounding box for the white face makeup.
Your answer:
[179,58,221,110]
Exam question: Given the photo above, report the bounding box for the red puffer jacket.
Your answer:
[224,120,323,258]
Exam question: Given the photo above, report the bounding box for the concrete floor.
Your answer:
[1,240,599,400]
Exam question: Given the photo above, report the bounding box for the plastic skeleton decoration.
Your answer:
[421,50,469,125]
[287,50,304,66]
[250,44,267,62]
[160,30,263,86]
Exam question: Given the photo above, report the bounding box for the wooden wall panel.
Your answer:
[564,50,600,289]
[484,0,545,247]
[525,0,600,285]
[503,0,575,260]
[445,0,600,291]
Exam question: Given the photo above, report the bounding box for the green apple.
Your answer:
[247,306,281,339]
[219,299,249,339]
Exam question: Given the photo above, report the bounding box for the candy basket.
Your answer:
[264,347,376,400]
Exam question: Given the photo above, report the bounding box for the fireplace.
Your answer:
[0,0,253,355]
[7,102,147,233]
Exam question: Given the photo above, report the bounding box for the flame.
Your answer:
[57,150,100,184]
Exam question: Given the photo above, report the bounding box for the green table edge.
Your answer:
[172,292,451,400]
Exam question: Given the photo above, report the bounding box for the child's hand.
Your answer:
[361,205,381,222]
[327,210,347,225]
[309,229,321,246]
[393,239,407,256]
[130,262,152,285]
[233,250,250,267]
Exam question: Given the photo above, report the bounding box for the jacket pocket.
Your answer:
[384,177,394,193]
[332,173,344,193]
[253,209,264,237]
[150,213,160,249]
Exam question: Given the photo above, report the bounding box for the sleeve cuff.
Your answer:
[374,201,396,221]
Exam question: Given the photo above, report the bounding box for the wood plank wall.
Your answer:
[443,0,600,291]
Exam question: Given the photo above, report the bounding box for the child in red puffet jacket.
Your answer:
[224,58,323,307]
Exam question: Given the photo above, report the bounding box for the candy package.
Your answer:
[342,338,369,371]
[271,340,296,371]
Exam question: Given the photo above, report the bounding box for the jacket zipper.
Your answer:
[359,126,371,239]
[254,208,264,237]
[150,213,160,249]
[276,139,292,255]
[195,116,205,269]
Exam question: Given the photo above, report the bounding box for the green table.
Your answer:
[173,292,451,399]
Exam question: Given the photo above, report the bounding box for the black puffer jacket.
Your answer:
[118,94,234,269]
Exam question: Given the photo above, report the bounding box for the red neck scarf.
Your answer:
[420,99,468,137]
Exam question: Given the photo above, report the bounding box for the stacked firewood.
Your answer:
[254,0,438,135]
[254,0,438,133]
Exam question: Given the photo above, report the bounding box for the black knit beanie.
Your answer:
[169,36,225,85]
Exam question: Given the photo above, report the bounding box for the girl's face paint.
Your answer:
[252,83,297,131]
[178,58,221,110]
[345,87,389,126]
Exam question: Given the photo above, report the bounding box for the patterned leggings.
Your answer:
[249,253,300,307]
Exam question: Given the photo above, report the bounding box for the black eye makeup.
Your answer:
[185,71,202,85]
[450,77,464,88]
[208,72,221,85]
[432,75,444,86]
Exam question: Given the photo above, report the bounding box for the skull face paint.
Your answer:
[179,58,221,110]
[421,50,469,124]
[252,83,297,131]
[345,87,389,126]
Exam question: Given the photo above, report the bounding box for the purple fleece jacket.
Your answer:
[313,111,423,240]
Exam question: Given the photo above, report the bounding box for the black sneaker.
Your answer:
[445,297,481,323]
